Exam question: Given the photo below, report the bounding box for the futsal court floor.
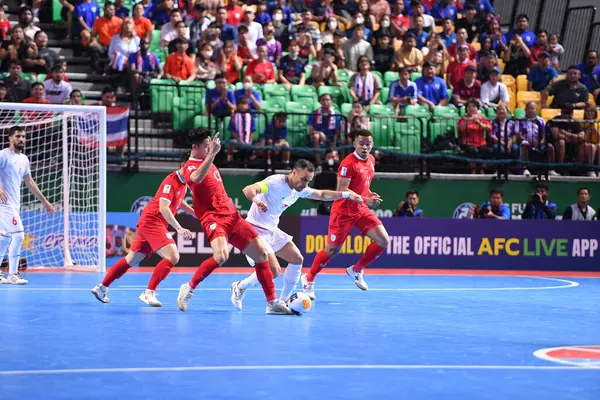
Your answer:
[0,269,599,400]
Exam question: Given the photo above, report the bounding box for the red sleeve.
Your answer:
[182,161,201,183]
[157,176,177,204]
[245,61,255,77]
[266,64,275,81]
[338,158,354,179]
[469,46,477,60]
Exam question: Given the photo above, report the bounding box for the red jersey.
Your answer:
[332,152,375,213]
[140,171,187,228]
[182,157,237,218]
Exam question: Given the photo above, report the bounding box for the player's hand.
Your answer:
[177,227,193,240]
[366,193,382,207]
[209,132,221,155]
[0,188,7,203]
[348,191,363,204]
[43,201,55,215]
[254,200,268,212]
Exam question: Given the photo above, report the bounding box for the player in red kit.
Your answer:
[92,153,195,307]
[176,129,292,315]
[301,129,390,300]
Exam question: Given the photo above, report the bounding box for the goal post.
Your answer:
[0,102,107,272]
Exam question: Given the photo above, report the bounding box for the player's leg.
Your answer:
[0,233,11,283]
[231,252,280,310]
[138,243,180,307]
[275,241,304,301]
[92,250,146,303]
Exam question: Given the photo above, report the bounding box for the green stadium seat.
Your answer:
[338,69,350,84]
[370,117,394,147]
[371,71,383,83]
[394,123,421,154]
[263,83,290,102]
[285,101,312,146]
[253,113,267,141]
[433,105,459,118]
[404,104,431,134]
[291,85,318,104]
[178,81,205,109]
[380,87,390,104]
[36,73,46,82]
[295,96,317,109]
[318,85,344,105]
[341,103,353,115]
[150,79,177,112]
[172,97,198,132]
[368,104,395,115]
[486,107,497,119]
[410,72,422,81]
[513,108,526,119]
[384,71,399,87]
[193,115,220,132]
[20,73,35,84]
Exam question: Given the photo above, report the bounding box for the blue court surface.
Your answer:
[1,272,599,400]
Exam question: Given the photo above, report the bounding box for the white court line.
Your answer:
[0,276,579,292]
[0,364,598,376]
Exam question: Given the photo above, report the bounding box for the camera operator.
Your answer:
[522,183,557,220]
[393,190,423,217]
[475,189,511,220]
[562,188,596,220]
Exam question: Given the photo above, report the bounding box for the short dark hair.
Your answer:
[188,128,212,145]
[104,1,114,8]
[31,82,43,90]
[273,112,287,121]
[8,125,24,137]
[216,6,227,13]
[466,98,479,109]
[102,86,115,95]
[406,190,419,198]
[577,187,590,195]
[318,93,332,101]
[51,64,63,73]
[516,14,529,22]
[465,4,476,11]
[170,8,181,15]
[352,129,372,139]
[237,95,249,105]
[536,29,548,37]
[238,24,249,34]
[70,89,82,98]
[536,183,549,191]
[9,59,22,68]
[19,6,33,15]
[490,189,504,197]
[294,159,315,172]
[567,65,580,72]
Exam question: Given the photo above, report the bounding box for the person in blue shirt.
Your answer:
[114,0,129,18]
[394,190,424,217]
[234,76,263,112]
[522,183,557,220]
[464,0,494,17]
[576,50,600,102]
[261,112,290,166]
[128,39,161,90]
[308,93,342,166]
[416,61,449,110]
[431,0,458,21]
[440,18,457,48]
[148,0,172,28]
[404,0,429,16]
[269,0,292,25]
[74,0,100,35]
[227,96,257,162]
[503,14,536,49]
[388,67,418,114]
[205,74,237,118]
[255,0,272,25]
[527,51,558,92]
[477,189,511,220]
[407,15,429,50]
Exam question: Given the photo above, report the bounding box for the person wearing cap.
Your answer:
[543,65,589,110]
[342,24,373,73]
[452,64,480,107]
[415,61,449,110]
[393,32,423,73]
[446,43,476,89]
[546,104,586,176]
[163,37,196,82]
[527,51,558,92]
[189,4,211,43]
[480,66,509,109]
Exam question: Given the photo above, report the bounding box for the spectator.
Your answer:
[255,0,272,25]
[422,33,448,77]
[272,8,291,50]
[407,15,429,50]
[480,66,510,109]
[147,0,171,27]
[310,53,339,88]
[322,29,346,63]
[82,2,123,74]
[291,11,322,53]
[160,9,186,47]
[548,34,564,70]
[546,104,585,176]
[3,61,31,102]
[270,0,292,25]
[562,188,596,220]
[18,7,41,41]
[343,25,374,73]
[349,55,382,110]
[0,7,12,39]
[409,0,435,32]
[114,0,129,18]
[297,26,318,64]
[24,31,57,75]
[235,76,262,111]
[309,93,342,167]
[334,0,358,26]
[195,42,218,81]
[139,0,155,20]
[245,45,276,84]
[440,18,456,48]
[205,74,236,117]
[353,0,375,32]
[543,65,589,110]
[321,17,339,45]
[189,4,211,44]
[278,40,307,89]
[393,190,424,217]
[389,67,418,114]
[457,98,492,173]
[432,0,458,21]
[477,51,498,84]
[391,0,410,38]
[373,30,395,75]
[200,0,224,21]
[227,96,256,162]
[464,0,494,18]
[509,101,546,175]
[476,189,510,220]
[243,8,264,56]
[527,51,558,93]
[226,0,244,27]
[393,33,423,72]
[128,39,162,90]
[447,44,476,89]
[0,26,32,74]
[216,7,238,42]
[218,40,243,84]
[502,32,531,78]
[477,37,494,62]
[522,183,557,220]
[203,23,223,58]
[74,0,100,39]
[479,17,506,56]
[43,65,73,104]
[454,4,480,42]
[167,21,194,56]
[577,51,600,105]
[529,30,550,65]
[489,104,515,156]
[0,82,7,102]
[261,112,290,166]
[237,25,256,65]
[256,22,282,64]
[368,0,391,23]
[346,102,370,135]
[503,14,536,49]
[132,3,153,42]
[163,38,196,82]
[448,28,477,61]
[415,61,449,110]
[68,89,83,105]
[405,0,431,16]
[452,65,481,107]
[108,17,140,77]
[583,105,600,176]
[23,82,50,104]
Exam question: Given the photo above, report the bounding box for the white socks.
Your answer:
[0,235,10,274]
[8,232,24,275]
[280,264,302,301]
[238,272,260,290]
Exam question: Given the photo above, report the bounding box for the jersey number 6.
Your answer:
[12,217,18,226]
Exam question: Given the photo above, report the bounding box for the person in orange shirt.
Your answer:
[163,37,196,82]
[81,2,123,74]
[218,40,243,84]
[132,2,153,41]
[244,45,276,84]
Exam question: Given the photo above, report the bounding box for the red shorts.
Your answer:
[130,222,175,257]
[327,207,382,247]
[201,212,258,251]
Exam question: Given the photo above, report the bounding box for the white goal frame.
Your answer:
[0,102,107,272]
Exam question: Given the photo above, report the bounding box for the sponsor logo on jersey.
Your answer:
[340,167,347,176]
[163,184,171,194]
[131,196,153,213]
[209,223,217,230]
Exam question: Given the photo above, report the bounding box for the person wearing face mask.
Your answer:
[195,42,217,81]
[256,22,282,64]
[269,0,292,24]
[278,40,307,90]
[271,7,291,50]
[321,17,338,45]
[235,76,263,112]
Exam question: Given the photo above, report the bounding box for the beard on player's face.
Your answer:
[12,140,25,151]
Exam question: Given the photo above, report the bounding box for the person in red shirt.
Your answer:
[226,0,244,26]
[0,8,11,39]
[458,99,492,174]
[448,27,477,61]
[22,82,50,104]
[91,155,195,306]
[176,129,292,315]
[302,130,390,299]
[452,65,481,108]
[446,44,476,89]
[244,45,276,84]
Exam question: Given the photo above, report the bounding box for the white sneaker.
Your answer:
[230,281,246,310]
[177,283,194,312]
[266,299,293,315]
[91,284,110,303]
[5,273,28,285]
[548,170,559,176]
[0,274,9,284]
[301,274,316,300]
[139,289,162,307]
[346,266,368,291]
[522,169,531,176]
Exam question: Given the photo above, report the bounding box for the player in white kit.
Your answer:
[0,126,55,284]
[230,159,362,309]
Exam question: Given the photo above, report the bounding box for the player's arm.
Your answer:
[23,174,55,214]
[178,201,195,216]
[242,181,268,211]
[307,189,363,204]
[336,176,382,207]
[159,199,193,239]
[189,132,221,183]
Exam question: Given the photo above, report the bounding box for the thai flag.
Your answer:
[106,106,129,147]
[110,51,128,72]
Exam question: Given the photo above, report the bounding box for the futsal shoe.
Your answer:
[0,275,9,284]
[139,289,162,307]
[266,299,293,315]
[230,281,246,310]
[300,274,316,301]
[346,266,368,291]
[177,284,194,312]
[4,273,28,285]
[91,284,110,303]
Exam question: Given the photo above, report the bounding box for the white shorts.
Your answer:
[0,206,24,236]
[245,225,293,267]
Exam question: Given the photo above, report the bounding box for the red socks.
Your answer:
[189,257,220,289]
[354,243,385,272]
[102,258,131,287]
[147,259,175,290]
[306,250,331,282]
[255,261,276,301]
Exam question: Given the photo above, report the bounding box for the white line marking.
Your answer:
[27,316,50,323]
[534,346,600,367]
[0,364,598,376]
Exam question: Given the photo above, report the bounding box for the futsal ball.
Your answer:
[286,292,312,315]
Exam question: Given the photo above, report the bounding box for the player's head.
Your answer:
[351,129,374,158]
[188,128,212,158]
[8,125,26,152]
[289,159,315,191]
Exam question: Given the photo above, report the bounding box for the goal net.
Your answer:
[0,103,107,272]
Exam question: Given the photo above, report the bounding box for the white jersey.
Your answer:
[245,174,314,230]
[0,148,31,212]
